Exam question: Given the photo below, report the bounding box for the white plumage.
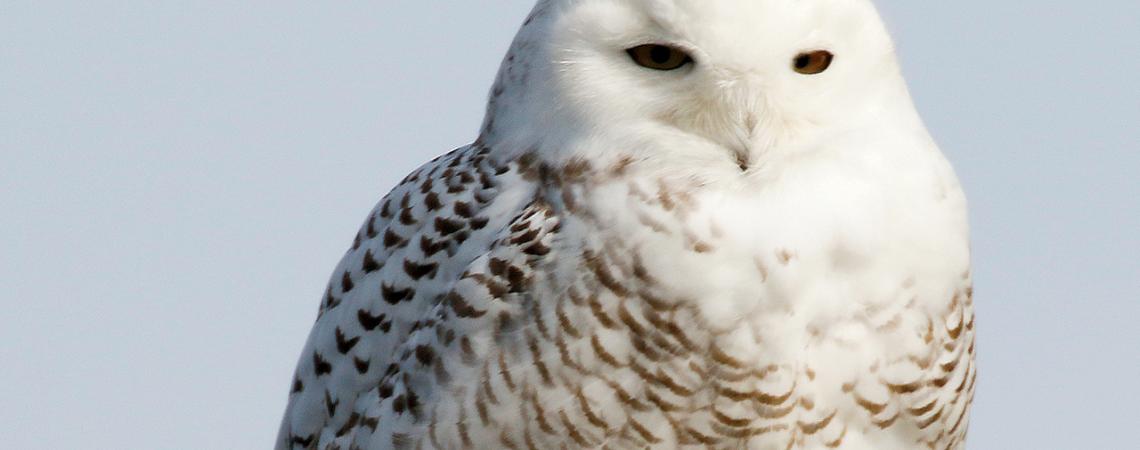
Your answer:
[277,1,975,449]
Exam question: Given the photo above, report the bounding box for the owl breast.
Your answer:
[508,154,975,449]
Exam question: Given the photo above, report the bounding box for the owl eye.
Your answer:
[792,50,834,75]
[626,44,692,71]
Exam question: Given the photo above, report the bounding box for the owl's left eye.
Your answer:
[792,50,834,75]
[626,44,693,71]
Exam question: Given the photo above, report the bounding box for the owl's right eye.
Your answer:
[626,44,693,71]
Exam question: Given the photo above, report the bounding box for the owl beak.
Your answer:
[714,72,770,172]
[732,144,752,171]
[695,68,772,171]
[734,112,761,171]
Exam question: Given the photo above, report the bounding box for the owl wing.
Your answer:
[275,144,553,449]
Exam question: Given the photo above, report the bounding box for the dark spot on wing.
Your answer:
[362,249,381,273]
[358,309,387,331]
[404,260,439,280]
[312,352,332,376]
[382,283,414,304]
[335,327,360,354]
[341,271,355,293]
[435,217,465,236]
[353,356,371,374]
[424,192,443,211]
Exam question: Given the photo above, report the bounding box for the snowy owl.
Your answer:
[276,0,975,449]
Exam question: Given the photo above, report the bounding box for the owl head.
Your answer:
[481,0,921,173]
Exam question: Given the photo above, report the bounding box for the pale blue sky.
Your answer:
[1,1,1136,448]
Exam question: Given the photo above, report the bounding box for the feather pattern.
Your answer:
[277,1,973,448]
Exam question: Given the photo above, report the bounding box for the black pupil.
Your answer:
[795,54,812,69]
[649,46,672,64]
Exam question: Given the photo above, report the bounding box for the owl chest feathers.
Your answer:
[521,148,972,448]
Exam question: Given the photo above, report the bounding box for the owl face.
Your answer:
[486,0,911,169]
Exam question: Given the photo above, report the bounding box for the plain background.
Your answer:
[2,1,1136,448]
